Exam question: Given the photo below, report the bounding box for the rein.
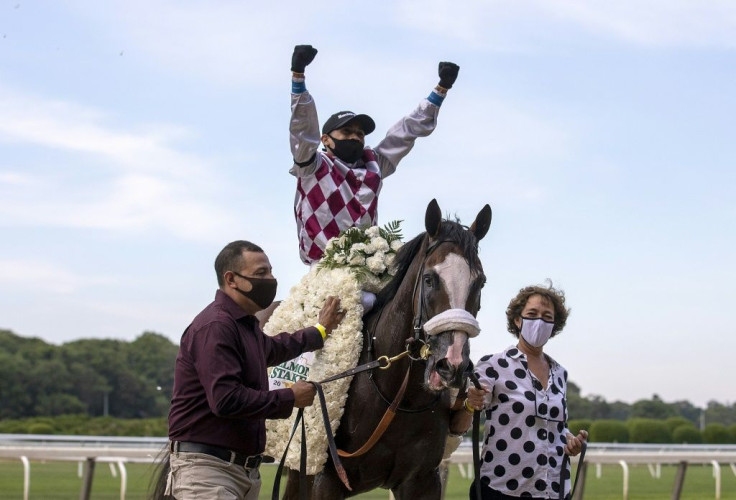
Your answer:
[272,349,414,500]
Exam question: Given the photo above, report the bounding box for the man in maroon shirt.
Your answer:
[166,240,344,499]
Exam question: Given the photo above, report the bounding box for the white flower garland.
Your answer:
[318,220,402,293]
[263,223,403,474]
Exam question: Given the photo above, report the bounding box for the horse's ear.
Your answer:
[470,204,492,241]
[425,199,442,238]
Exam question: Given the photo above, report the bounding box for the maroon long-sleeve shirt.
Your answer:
[168,289,323,455]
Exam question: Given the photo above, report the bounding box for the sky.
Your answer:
[1,1,734,409]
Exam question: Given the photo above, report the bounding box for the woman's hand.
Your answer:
[564,430,588,456]
[466,386,489,411]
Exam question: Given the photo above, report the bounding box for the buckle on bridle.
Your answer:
[406,338,431,361]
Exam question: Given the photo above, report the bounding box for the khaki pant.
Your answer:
[166,451,261,500]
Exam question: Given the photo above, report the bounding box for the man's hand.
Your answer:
[292,45,318,73]
[438,62,460,89]
[291,380,316,408]
[564,429,588,456]
[317,296,345,336]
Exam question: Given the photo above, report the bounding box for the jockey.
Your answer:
[289,44,460,312]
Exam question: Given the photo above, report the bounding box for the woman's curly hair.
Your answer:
[506,281,570,338]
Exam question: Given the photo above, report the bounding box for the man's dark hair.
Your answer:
[506,281,570,338]
[214,240,264,287]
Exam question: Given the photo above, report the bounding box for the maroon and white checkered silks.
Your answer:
[290,85,442,265]
[295,149,381,264]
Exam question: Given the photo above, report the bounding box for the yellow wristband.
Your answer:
[464,398,475,414]
[315,323,327,339]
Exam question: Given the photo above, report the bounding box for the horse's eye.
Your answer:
[423,274,433,287]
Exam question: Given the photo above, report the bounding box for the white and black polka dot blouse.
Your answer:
[474,346,571,500]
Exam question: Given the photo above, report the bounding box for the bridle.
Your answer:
[368,237,482,412]
[409,239,455,356]
[364,238,454,413]
[365,237,458,360]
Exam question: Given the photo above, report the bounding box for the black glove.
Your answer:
[292,45,318,73]
[438,62,459,89]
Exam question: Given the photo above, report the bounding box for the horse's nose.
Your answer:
[435,358,456,382]
[436,357,470,388]
[435,358,460,386]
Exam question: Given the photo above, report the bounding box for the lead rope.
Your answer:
[272,407,307,500]
[467,371,483,500]
[271,382,352,500]
[271,351,412,499]
[560,440,587,500]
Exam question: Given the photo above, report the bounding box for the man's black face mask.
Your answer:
[232,272,277,309]
[328,136,364,164]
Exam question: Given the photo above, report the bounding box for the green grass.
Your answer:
[0,460,734,499]
[573,463,736,500]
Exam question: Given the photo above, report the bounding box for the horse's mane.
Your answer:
[372,220,481,311]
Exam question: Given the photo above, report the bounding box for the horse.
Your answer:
[149,198,492,500]
[282,198,492,499]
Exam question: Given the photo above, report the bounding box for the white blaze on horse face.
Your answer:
[446,331,468,367]
[433,253,473,309]
[433,253,474,367]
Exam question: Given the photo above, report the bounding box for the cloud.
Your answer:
[0,84,239,240]
[546,0,736,48]
[0,259,113,294]
[375,87,575,215]
[0,171,32,185]
[392,0,736,49]
[65,0,335,87]
[0,88,201,176]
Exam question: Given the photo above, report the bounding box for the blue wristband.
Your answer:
[427,90,445,106]
[292,80,306,94]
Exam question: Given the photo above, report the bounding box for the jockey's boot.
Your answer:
[361,291,377,315]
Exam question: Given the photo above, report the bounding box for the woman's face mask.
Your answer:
[520,317,555,347]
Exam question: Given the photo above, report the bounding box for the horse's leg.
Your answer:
[391,470,442,500]
[312,467,348,500]
[282,469,315,500]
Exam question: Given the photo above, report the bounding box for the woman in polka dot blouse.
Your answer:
[464,283,588,500]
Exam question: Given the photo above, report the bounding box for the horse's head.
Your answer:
[415,199,492,391]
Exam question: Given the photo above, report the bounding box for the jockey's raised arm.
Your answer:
[288,43,460,266]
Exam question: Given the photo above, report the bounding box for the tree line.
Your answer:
[1,328,734,429]
[0,329,176,420]
[566,381,736,427]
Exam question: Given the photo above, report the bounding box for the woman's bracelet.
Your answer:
[463,398,475,414]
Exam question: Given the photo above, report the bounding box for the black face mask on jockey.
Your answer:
[328,136,364,164]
